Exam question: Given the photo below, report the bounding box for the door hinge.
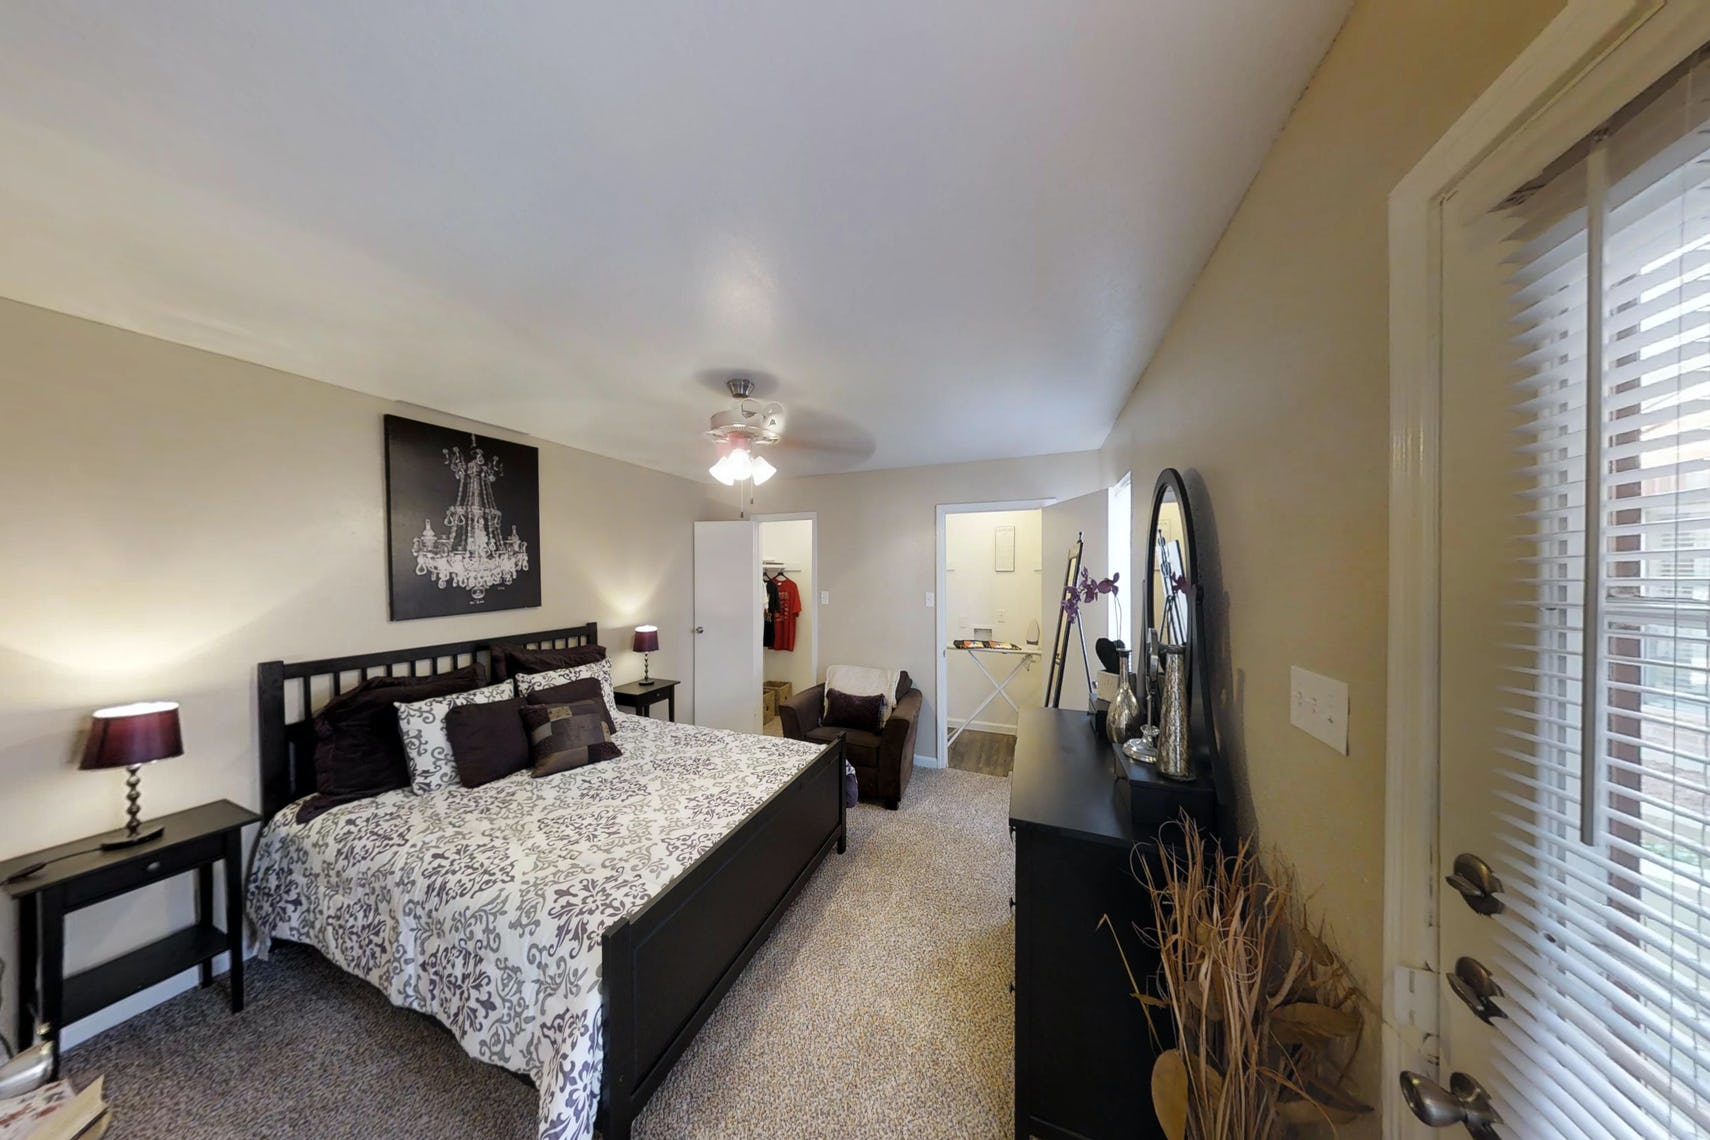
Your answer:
[1390,965,1442,1073]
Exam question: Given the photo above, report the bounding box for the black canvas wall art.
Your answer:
[385,414,542,620]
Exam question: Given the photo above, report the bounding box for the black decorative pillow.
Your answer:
[522,702,622,778]
[299,663,487,824]
[492,643,606,682]
[521,677,616,731]
[446,698,531,788]
[824,688,885,734]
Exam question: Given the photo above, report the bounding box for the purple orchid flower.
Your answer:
[1061,569,1119,624]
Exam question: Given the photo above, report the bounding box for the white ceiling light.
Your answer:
[707,378,782,485]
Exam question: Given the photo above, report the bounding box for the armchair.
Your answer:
[780,673,918,809]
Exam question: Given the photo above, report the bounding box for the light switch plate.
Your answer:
[820,591,829,606]
[1290,666,1349,755]
[925,592,935,608]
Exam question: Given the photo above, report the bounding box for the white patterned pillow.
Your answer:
[396,680,516,795]
[515,657,619,724]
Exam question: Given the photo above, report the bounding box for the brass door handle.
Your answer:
[1448,957,1506,1024]
[1446,852,1505,916]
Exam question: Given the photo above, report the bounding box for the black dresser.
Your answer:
[1010,707,1215,1140]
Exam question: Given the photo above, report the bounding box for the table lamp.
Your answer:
[632,625,660,686]
[81,701,182,849]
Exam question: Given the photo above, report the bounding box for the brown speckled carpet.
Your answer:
[65,767,1015,1139]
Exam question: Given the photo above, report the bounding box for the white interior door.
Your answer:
[693,520,762,733]
[1041,491,1108,713]
[1424,27,1710,1134]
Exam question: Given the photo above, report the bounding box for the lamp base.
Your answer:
[102,763,162,850]
[101,825,164,851]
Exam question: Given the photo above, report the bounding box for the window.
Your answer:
[1108,472,1132,650]
[1502,48,1710,1135]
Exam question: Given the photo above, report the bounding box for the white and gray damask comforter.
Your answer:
[247,713,826,1140]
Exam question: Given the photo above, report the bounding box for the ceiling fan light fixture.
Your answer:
[750,454,776,485]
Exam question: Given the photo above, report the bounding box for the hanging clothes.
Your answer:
[763,575,780,649]
[772,574,802,652]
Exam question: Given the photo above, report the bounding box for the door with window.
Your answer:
[1430,43,1710,1137]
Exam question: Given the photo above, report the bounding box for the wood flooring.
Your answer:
[947,729,1015,777]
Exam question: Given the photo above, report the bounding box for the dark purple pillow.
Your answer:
[446,698,531,788]
[298,663,487,823]
[522,701,622,777]
[824,688,885,734]
[492,643,606,682]
[522,677,615,731]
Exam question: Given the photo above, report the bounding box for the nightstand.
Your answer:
[613,678,678,722]
[0,800,259,1075]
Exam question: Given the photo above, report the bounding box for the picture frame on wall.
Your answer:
[384,414,542,621]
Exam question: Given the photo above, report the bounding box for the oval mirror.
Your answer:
[1147,469,1194,653]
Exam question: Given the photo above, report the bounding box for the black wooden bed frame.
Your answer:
[256,622,846,1140]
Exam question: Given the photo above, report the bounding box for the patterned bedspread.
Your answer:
[247,713,826,1140]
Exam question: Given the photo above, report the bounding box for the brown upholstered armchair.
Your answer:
[780,673,918,809]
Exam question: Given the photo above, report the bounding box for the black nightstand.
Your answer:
[0,799,259,1074]
[613,678,678,722]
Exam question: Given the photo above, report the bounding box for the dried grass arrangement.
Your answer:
[1103,820,1372,1138]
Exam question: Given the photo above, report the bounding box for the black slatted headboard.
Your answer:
[257,622,600,820]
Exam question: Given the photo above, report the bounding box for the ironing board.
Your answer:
[948,644,1041,747]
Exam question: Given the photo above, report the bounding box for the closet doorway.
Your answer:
[934,502,1049,777]
[755,514,817,736]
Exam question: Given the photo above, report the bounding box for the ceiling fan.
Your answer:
[706,377,784,486]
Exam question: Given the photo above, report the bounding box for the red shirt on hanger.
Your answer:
[772,576,802,652]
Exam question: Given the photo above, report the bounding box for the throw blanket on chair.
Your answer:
[823,664,901,723]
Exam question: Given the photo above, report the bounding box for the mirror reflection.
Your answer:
[1151,488,1191,648]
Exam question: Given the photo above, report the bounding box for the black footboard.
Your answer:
[600,736,846,1140]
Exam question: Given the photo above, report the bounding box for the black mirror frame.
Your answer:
[1141,467,1220,787]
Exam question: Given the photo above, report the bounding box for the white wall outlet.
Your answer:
[996,608,1008,623]
[1290,666,1349,755]
[925,592,935,608]
[820,590,829,606]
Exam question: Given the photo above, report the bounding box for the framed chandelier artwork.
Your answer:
[384,414,541,620]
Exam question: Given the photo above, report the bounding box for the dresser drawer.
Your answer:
[60,833,224,909]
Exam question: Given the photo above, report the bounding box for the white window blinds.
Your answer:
[1500,48,1710,1138]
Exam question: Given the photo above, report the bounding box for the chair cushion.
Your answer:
[806,725,883,768]
[824,689,885,734]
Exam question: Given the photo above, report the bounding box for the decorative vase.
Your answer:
[1158,645,1193,781]
[1106,649,1141,745]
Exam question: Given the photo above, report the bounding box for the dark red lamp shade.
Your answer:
[632,626,660,654]
[80,701,184,770]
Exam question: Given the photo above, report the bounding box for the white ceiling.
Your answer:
[0,2,1348,480]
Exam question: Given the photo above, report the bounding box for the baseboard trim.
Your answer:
[914,752,946,770]
[949,720,1018,737]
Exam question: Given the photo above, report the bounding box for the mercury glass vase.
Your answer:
[1158,646,1193,781]
[1105,649,1141,745]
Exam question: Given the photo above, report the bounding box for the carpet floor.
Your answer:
[64,766,1015,1139]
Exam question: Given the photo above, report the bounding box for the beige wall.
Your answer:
[944,509,1045,731]
[1098,0,1562,1122]
[715,452,1103,758]
[0,297,706,1040]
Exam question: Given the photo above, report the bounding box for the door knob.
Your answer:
[1400,1071,1502,1138]
[694,626,705,634]
[1446,853,1505,916]
[1448,957,1506,1024]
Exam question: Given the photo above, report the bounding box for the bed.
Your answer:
[248,624,846,1140]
